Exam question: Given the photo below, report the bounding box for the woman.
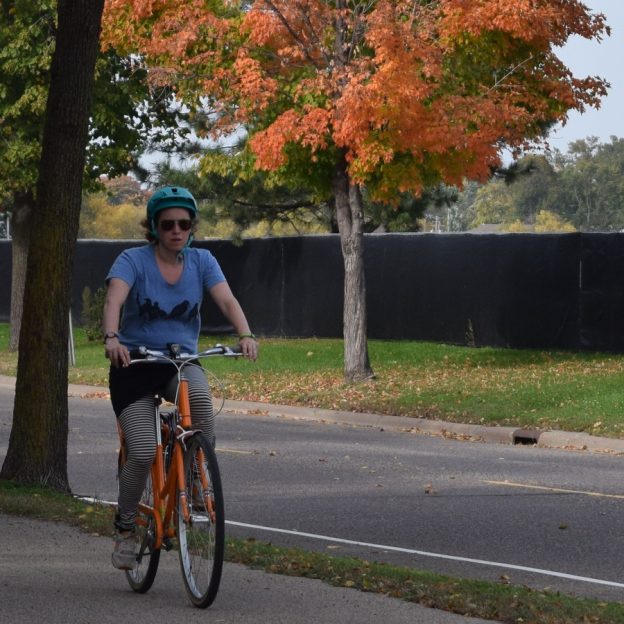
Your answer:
[103,185,258,570]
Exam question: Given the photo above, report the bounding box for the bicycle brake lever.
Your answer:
[224,345,243,355]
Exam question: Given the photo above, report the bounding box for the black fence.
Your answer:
[1,233,624,350]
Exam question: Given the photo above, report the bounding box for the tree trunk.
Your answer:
[8,194,33,352]
[333,155,374,383]
[0,0,104,490]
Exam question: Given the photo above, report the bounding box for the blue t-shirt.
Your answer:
[106,245,226,353]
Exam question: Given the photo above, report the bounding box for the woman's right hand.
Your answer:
[105,337,131,367]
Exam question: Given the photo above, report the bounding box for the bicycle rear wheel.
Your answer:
[177,433,224,608]
[125,469,161,593]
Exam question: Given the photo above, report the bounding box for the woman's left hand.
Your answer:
[239,336,258,361]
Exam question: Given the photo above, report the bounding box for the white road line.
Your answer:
[77,496,624,589]
[226,520,624,589]
[217,448,254,455]
[484,479,624,500]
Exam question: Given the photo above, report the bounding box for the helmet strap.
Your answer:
[150,217,159,240]
[177,233,194,258]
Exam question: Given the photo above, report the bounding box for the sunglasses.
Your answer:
[159,218,193,231]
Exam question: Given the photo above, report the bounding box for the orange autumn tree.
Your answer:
[102,0,609,382]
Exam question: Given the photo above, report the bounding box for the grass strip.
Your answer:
[1,480,622,624]
[3,323,624,436]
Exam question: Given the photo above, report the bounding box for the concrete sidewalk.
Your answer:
[0,514,498,624]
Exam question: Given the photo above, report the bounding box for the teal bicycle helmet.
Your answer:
[146,186,198,238]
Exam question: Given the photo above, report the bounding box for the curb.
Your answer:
[217,398,624,455]
[2,375,624,455]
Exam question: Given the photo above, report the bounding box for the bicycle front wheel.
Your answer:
[125,469,161,593]
[177,433,225,608]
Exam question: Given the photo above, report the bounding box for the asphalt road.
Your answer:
[2,379,624,611]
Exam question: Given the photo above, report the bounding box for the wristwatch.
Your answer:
[103,331,119,343]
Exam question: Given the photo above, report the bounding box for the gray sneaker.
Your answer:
[112,530,138,570]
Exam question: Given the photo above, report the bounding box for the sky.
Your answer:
[548,0,623,150]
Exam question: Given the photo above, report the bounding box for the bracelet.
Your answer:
[103,331,119,343]
[238,333,256,340]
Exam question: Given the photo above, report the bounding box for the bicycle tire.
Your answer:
[124,467,161,593]
[177,433,225,608]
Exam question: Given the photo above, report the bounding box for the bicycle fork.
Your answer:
[177,379,218,525]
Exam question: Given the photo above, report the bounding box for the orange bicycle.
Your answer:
[117,343,241,608]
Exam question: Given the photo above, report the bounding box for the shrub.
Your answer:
[81,286,107,342]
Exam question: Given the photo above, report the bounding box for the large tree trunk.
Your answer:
[333,156,374,383]
[8,194,33,352]
[0,0,104,490]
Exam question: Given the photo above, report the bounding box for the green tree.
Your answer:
[79,193,145,239]
[1,0,104,490]
[0,1,193,350]
[534,210,576,233]
[156,155,332,239]
[370,186,453,233]
[78,175,147,238]
[502,156,558,225]
[504,210,575,233]
[0,1,54,350]
[449,181,482,232]
[546,137,624,231]
[465,156,562,231]
[471,181,518,228]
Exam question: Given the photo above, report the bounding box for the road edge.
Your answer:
[2,374,623,455]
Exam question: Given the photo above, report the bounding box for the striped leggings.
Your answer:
[116,364,214,531]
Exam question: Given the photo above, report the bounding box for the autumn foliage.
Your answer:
[102,0,609,382]
[102,0,609,202]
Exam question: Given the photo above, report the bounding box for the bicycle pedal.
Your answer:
[163,537,175,551]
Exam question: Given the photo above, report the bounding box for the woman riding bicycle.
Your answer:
[103,185,258,570]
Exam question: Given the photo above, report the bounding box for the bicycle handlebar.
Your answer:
[129,343,243,365]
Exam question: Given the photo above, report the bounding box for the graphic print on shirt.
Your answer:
[136,293,198,322]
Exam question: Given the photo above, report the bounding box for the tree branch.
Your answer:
[488,55,535,93]
[232,198,318,211]
[262,0,324,69]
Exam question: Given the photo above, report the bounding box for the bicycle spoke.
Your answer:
[177,433,224,608]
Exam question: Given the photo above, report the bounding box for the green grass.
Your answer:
[1,481,622,623]
[2,322,624,436]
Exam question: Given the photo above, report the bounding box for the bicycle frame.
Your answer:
[136,378,189,550]
[127,345,240,552]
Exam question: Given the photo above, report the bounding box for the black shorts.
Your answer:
[109,362,177,417]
